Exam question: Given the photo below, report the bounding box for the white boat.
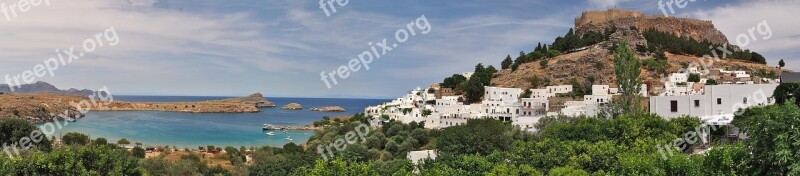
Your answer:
[286,136,293,141]
[66,118,76,122]
[265,132,275,136]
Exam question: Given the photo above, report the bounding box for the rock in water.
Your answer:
[282,103,303,110]
[310,106,346,112]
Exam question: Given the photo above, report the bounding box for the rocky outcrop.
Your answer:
[575,8,728,45]
[310,106,346,112]
[215,93,275,107]
[0,94,87,123]
[282,103,302,110]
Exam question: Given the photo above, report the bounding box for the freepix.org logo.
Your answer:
[320,15,432,89]
[1,0,51,21]
[319,0,348,17]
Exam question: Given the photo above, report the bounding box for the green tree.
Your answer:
[773,83,800,105]
[117,138,130,146]
[421,109,432,117]
[131,146,146,158]
[436,119,515,155]
[733,103,800,175]
[62,132,90,146]
[706,78,718,85]
[548,166,588,176]
[613,40,643,115]
[94,137,108,145]
[462,77,485,103]
[687,73,700,82]
[0,118,51,152]
[779,59,786,68]
[501,55,513,69]
[441,74,467,89]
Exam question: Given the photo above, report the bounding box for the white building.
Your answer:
[481,86,522,122]
[649,84,777,120]
[559,85,614,117]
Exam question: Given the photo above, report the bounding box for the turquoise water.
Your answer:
[46,96,387,148]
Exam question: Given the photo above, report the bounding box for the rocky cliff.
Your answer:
[574,8,728,45]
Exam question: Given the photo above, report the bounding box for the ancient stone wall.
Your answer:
[574,9,728,45]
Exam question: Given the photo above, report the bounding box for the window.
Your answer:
[743,97,748,104]
[694,100,700,107]
[717,98,722,105]
[670,100,678,112]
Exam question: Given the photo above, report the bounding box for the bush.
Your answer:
[94,138,108,145]
[0,118,51,152]
[62,132,90,146]
[132,146,146,158]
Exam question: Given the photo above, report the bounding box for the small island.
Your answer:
[213,93,275,107]
[310,106,346,112]
[281,103,303,110]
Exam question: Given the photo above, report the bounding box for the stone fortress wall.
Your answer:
[574,8,728,45]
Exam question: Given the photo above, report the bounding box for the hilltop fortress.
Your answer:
[575,8,728,45]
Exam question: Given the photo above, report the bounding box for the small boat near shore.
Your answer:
[265,132,275,136]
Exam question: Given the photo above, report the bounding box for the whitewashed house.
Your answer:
[649,84,777,121]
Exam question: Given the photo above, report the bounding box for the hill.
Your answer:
[472,8,782,97]
[491,43,782,95]
[0,81,94,96]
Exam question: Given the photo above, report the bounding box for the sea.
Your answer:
[44,96,388,148]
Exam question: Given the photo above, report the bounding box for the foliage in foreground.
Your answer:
[1,101,799,175]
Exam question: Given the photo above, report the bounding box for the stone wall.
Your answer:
[575,8,728,45]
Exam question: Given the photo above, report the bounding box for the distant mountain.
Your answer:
[0,81,94,96]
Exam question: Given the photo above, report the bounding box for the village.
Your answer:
[365,67,784,133]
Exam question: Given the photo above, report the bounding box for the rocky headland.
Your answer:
[213,93,275,107]
[92,93,271,113]
[93,101,260,113]
[0,93,87,123]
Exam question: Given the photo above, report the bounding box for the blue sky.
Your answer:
[0,0,797,98]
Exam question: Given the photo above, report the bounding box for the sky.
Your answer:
[0,0,797,98]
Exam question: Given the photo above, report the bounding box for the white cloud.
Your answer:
[693,0,800,69]
[588,0,630,9]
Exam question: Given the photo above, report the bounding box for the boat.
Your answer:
[262,123,279,130]
[66,118,76,122]
[265,132,275,136]
[286,136,293,141]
